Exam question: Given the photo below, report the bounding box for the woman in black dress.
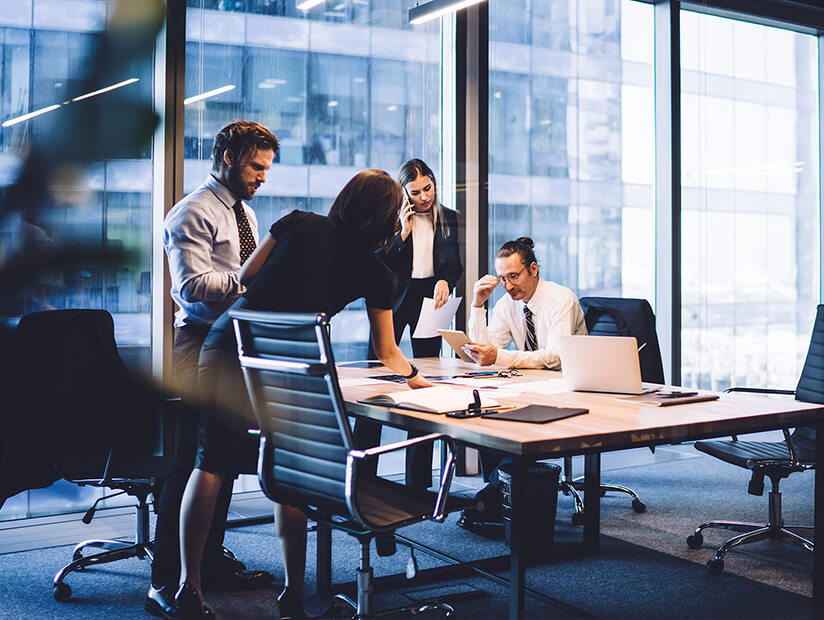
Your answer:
[175,170,432,619]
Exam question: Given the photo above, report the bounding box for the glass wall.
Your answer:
[488,0,655,313]
[680,12,820,390]
[0,0,155,520]
[184,0,443,360]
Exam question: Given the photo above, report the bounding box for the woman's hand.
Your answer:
[433,280,450,310]
[399,195,414,241]
[407,374,434,389]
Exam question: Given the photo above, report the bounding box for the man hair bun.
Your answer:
[515,237,534,249]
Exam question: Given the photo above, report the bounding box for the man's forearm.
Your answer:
[180,271,244,303]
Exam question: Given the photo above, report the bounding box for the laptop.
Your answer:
[559,335,659,395]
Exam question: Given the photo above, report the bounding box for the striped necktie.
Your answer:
[524,305,538,352]
[232,200,256,265]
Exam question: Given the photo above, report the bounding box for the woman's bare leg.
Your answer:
[179,468,226,591]
[275,503,307,599]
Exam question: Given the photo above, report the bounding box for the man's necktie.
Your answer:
[232,201,256,265]
[524,305,538,352]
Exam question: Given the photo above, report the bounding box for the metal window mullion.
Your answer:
[151,1,186,384]
[654,0,681,386]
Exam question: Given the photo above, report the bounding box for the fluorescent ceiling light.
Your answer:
[297,0,325,10]
[2,104,62,127]
[72,78,140,102]
[409,0,486,25]
[2,78,140,127]
[184,85,236,106]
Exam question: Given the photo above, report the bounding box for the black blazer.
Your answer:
[380,205,462,313]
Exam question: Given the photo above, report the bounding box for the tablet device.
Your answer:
[437,329,476,364]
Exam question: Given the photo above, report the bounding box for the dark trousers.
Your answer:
[365,278,440,489]
[150,325,236,588]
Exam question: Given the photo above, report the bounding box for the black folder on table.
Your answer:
[481,405,588,424]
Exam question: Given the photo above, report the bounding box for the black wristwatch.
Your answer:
[402,364,419,380]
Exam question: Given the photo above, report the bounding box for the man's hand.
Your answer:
[472,275,499,307]
[461,343,498,366]
[433,279,450,310]
[399,196,414,241]
[408,374,434,389]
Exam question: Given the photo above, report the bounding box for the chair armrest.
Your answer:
[348,432,444,459]
[724,387,796,395]
[347,433,459,522]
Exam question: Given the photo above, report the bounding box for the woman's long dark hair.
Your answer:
[328,169,403,250]
[398,158,447,236]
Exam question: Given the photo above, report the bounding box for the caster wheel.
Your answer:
[599,489,607,497]
[53,582,72,602]
[686,533,703,549]
[571,512,584,526]
[707,558,724,575]
[632,499,646,513]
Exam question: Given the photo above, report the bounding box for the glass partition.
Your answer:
[184,0,444,360]
[680,11,820,390]
[488,0,655,313]
[0,0,155,520]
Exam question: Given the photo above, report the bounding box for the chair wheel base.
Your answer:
[707,558,724,575]
[632,499,646,513]
[53,582,72,602]
[686,533,703,549]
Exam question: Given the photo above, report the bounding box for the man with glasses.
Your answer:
[464,236,587,368]
[459,237,587,534]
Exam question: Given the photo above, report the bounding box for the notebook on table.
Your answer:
[481,404,588,424]
[358,385,499,414]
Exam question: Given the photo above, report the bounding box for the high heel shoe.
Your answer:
[174,582,214,619]
[277,586,305,619]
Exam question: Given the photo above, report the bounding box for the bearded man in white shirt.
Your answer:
[464,237,587,368]
[458,237,588,535]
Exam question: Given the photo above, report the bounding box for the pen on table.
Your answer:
[638,342,647,352]
[453,371,498,378]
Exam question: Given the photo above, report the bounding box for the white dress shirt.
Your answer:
[163,174,259,328]
[410,213,435,279]
[467,278,587,369]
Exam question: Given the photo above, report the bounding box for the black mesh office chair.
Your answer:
[558,297,664,523]
[231,309,473,617]
[685,305,822,575]
[5,310,176,601]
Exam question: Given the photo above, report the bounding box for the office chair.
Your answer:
[231,309,474,618]
[559,297,663,523]
[5,309,176,601]
[685,305,822,575]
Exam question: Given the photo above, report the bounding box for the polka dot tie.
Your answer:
[232,200,256,265]
[524,305,538,352]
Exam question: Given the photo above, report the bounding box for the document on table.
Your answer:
[412,296,463,339]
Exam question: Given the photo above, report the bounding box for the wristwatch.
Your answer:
[402,363,419,380]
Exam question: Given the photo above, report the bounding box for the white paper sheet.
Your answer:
[337,377,391,388]
[412,296,463,339]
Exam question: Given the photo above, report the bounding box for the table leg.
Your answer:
[509,456,526,619]
[317,522,332,597]
[814,421,823,616]
[583,452,601,552]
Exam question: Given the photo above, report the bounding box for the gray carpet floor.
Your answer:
[0,447,815,619]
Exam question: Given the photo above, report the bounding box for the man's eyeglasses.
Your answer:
[497,266,527,286]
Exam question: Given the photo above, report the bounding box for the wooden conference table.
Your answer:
[335,358,824,619]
